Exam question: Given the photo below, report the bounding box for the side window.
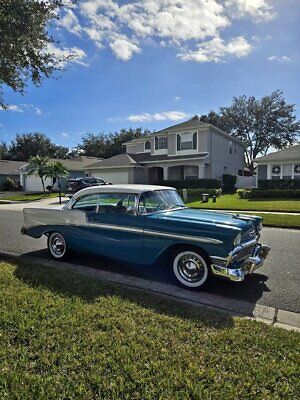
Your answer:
[73,194,99,212]
[98,193,137,215]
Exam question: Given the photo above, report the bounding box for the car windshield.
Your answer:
[138,190,185,214]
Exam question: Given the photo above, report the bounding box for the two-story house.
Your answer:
[86,119,245,184]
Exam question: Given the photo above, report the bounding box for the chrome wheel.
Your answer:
[173,250,208,288]
[48,232,67,259]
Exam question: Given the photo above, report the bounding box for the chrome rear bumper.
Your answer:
[211,244,270,282]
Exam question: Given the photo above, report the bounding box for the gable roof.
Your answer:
[255,144,300,163]
[86,153,137,169]
[0,160,27,175]
[155,119,207,133]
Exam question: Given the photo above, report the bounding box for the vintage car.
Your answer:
[21,184,270,289]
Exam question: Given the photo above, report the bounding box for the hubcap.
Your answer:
[49,233,66,257]
[177,254,205,283]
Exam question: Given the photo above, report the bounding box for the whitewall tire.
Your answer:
[47,232,67,260]
[172,249,210,289]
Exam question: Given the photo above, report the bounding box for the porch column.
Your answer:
[163,166,168,181]
[267,164,271,179]
[198,164,205,179]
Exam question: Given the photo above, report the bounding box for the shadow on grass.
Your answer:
[12,256,235,330]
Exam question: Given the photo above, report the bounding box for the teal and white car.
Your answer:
[22,184,270,289]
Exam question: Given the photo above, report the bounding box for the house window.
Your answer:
[282,164,292,179]
[145,141,151,151]
[177,132,197,151]
[155,137,168,150]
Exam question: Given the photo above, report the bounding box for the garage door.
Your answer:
[92,170,129,184]
[24,175,52,192]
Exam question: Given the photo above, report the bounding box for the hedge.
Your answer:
[237,188,300,199]
[154,179,221,189]
[258,179,300,189]
[222,174,237,193]
[178,188,222,202]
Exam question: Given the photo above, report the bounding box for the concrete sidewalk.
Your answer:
[0,197,69,211]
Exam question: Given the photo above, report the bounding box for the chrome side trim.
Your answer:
[143,229,223,244]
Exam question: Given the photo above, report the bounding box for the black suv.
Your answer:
[65,177,111,197]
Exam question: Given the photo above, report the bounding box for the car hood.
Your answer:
[150,207,259,231]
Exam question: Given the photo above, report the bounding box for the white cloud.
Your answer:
[174,96,181,101]
[109,36,140,61]
[60,9,82,36]
[126,111,189,122]
[61,132,69,138]
[0,105,23,112]
[224,0,274,22]
[268,55,291,62]
[20,104,43,115]
[178,36,252,63]
[57,0,275,63]
[47,43,89,67]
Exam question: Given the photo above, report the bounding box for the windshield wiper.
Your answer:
[169,204,186,210]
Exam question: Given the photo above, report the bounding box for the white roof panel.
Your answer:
[73,184,175,198]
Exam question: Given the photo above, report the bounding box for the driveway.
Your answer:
[0,207,299,313]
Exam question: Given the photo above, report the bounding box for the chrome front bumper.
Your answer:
[210,243,270,282]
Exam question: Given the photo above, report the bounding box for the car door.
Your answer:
[76,192,144,263]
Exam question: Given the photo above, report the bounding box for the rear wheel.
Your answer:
[171,248,210,289]
[47,232,68,260]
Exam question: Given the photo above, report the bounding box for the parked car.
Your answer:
[65,177,111,197]
[21,185,270,289]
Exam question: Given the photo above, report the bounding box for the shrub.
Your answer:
[178,188,222,202]
[154,179,221,189]
[2,177,18,191]
[258,179,300,189]
[237,188,300,199]
[222,174,237,193]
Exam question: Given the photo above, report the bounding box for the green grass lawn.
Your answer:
[188,193,300,212]
[0,261,299,400]
[0,192,62,202]
[254,213,300,229]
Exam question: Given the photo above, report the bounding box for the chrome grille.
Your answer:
[236,244,256,261]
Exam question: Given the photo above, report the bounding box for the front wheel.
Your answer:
[171,248,210,289]
[47,232,68,260]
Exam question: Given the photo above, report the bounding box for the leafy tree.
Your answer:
[200,90,300,173]
[7,133,68,161]
[45,161,69,186]
[26,155,49,192]
[79,128,151,159]
[0,0,69,108]
[0,141,9,159]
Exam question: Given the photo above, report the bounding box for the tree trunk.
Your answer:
[41,177,45,193]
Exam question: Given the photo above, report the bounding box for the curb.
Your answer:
[0,250,299,333]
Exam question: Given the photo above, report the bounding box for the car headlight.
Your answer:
[258,220,263,231]
[233,232,242,247]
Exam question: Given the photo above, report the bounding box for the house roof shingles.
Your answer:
[255,144,300,163]
[85,153,136,169]
[0,160,27,175]
[86,152,209,170]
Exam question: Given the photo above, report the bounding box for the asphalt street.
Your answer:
[0,208,299,313]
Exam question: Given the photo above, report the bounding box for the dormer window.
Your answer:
[177,132,197,151]
[145,141,151,152]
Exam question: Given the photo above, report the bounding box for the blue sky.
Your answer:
[0,0,299,148]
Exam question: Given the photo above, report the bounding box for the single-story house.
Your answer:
[85,119,245,184]
[255,144,300,183]
[20,156,102,192]
[0,160,27,190]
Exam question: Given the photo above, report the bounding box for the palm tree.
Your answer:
[46,161,69,187]
[27,156,49,193]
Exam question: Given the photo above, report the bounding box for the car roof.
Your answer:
[73,184,175,198]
